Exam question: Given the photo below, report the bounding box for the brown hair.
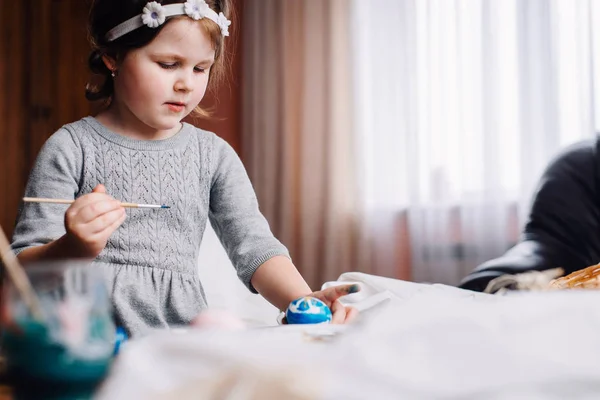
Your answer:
[85,0,232,118]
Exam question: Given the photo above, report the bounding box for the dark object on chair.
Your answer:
[460,137,600,292]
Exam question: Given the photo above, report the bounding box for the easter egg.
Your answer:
[191,309,246,331]
[114,326,128,355]
[285,296,332,324]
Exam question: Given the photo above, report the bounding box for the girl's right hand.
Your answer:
[64,184,126,259]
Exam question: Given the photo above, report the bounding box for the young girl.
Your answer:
[11,0,358,336]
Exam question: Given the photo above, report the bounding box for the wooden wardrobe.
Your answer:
[0,0,242,238]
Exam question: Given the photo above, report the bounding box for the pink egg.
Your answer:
[191,309,246,331]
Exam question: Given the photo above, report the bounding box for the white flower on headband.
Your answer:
[184,0,210,20]
[142,1,166,28]
[217,12,231,36]
[105,1,232,41]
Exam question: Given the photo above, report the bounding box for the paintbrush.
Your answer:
[23,197,170,209]
[0,225,44,321]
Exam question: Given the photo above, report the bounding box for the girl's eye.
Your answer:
[158,62,177,69]
[194,67,206,73]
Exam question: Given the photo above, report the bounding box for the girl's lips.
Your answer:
[166,102,185,112]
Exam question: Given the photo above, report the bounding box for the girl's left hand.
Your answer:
[308,284,361,324]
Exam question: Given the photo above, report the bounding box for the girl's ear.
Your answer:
[101,54,118,73]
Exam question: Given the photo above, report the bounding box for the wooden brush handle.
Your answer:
[0,226,44,321]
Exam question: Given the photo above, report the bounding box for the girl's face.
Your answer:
[112,17,215,133]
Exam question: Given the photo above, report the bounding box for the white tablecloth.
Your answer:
[97,273,600,399]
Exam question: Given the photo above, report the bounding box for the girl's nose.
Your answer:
[174,73,193,93]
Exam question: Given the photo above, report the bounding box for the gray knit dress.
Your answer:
[11,117,289,336]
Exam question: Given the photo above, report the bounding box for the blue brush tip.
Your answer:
[161,205,170,209]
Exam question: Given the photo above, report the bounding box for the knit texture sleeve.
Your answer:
[208,135,290,293]
[11,128,83,255]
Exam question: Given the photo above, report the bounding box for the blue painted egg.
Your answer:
[113,327,128,355]
[285,297,332,324]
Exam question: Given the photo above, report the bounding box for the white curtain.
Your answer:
[351,0,600,285]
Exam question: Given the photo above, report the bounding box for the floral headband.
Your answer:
[105,0,232,42]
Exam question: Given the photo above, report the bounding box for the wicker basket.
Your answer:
[549,263,600,289]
